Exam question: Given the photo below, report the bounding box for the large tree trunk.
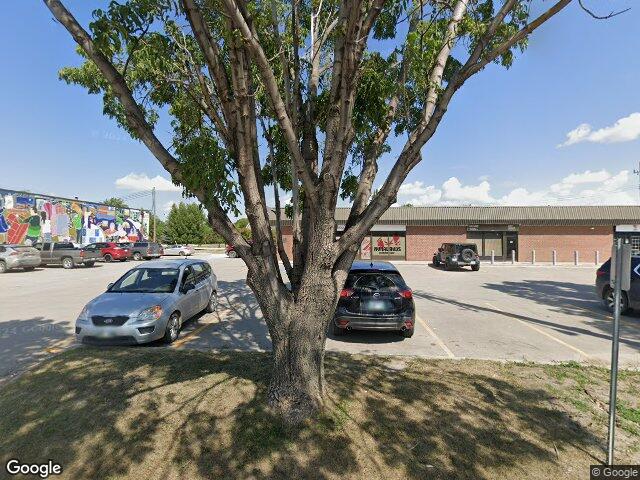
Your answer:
[252,261,340,424]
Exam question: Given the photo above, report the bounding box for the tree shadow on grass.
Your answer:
[0,347,612,479]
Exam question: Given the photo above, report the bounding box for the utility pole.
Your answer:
[634,160,640,203]
[151,187,157,242]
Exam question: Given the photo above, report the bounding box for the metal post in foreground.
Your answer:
[607,239,631,465]
[152,187,157,242]
[531,250,536,265]
[553,250,557,266]
[596,250,600,265]
[511,250,515,264]
[574,250,579,266]
[491,250,495,264]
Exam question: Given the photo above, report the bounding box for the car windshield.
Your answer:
[109,268,180,293]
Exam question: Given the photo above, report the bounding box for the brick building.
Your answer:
[273,206,640,263]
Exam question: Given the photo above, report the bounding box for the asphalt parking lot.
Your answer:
[1,254,639,382]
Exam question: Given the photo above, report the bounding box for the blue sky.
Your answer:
[1,1,639,217]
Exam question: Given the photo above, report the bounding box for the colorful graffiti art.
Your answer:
[0,189,149,246]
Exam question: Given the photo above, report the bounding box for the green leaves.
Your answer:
[58,0,540,216]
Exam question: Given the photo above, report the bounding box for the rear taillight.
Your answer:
[400,289,413,299]
[596,270,607,277]
[147,248,151,254]
[80,250,85,258]
[340,288,354,298]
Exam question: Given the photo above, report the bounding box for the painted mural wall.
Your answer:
[0,189,149,246]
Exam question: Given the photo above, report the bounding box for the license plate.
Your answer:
[470,261,476,265]
[365,301,387,311]
[97,329,116,338]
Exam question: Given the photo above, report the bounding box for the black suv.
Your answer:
[332,261,415,338]
[595,257,640,314]
[433,243,480,271]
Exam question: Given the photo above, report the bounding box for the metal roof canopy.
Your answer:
[269,206,640,227]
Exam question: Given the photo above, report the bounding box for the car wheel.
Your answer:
[0,261,7,273]
[332,321,345,336]
[104,253,113,263]
[133,252,142,261]
[401,328,414,338]
[84,261,95,268]
[62,257,74,269]
[444,261,452,271]
[603,288,631,315]
[23,266,35,271]
[432,256,440,267]
[228,250,238,258]
[163,313,181,344]
[471,264,480,271]
[205,291,218,313]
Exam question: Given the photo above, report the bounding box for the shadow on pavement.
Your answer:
[412,289,640,352]
[481,280,640,349]
[0,317,71,382]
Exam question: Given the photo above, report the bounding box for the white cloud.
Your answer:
[163,200,177,214]
[558,113,640,147]
[115,173,181,192]
[442,177,493,203]
[397,169,635,207]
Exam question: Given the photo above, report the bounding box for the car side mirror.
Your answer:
[107,283,114,290]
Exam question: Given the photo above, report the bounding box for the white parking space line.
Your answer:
[415,314,456,359]
[485,302,592,360]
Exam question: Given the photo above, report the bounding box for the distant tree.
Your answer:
[234,218,252,241]
[102,197,128,209]
[164,203,208,244]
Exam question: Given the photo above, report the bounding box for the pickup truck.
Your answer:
[33,242,101,269]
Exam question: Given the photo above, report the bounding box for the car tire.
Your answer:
[228,250,238,258]
[432,256,440,267]
[401,328,414,338]
[0,261,7,273]
[163,313,181,344]
[62,257,74,269]
[444,261,452,271]
[603,287,631,315]
[84,261,95,268]
[23,266,35,271]
[205,291,218,313]
[332,321,345,336]
[104,254,113,263]
[471,264,480,271]
[133,252,142,261]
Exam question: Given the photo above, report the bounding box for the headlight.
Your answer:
[451,255,458,260]
[137,305,163,322]
[77,305,90,323]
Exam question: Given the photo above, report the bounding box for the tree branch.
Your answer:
[44,0,250,261]
[222,0,319,205]
[337,0,573,255]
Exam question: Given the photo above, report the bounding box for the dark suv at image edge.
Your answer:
[595,257,640,314]
[433,243,481,271]
[332,261,415,338]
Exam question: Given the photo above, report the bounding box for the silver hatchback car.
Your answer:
[76,259,217,345]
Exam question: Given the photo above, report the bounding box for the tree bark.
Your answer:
[253,260,339,423]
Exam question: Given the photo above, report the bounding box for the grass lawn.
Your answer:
[1,348,639,479]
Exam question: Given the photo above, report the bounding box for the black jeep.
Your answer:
[433,243,480,271]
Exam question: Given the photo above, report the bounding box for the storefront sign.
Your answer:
[372,233,405,258]
[615,225,640,232]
